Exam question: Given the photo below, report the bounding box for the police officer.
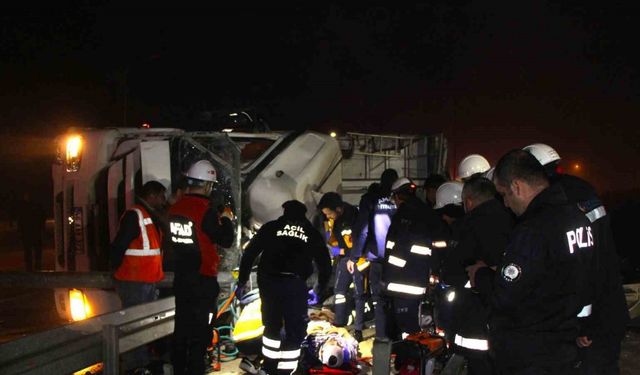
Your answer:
[237,200,331,375]
[525,143,629,375]
[441,175,514,375]
[467,150,595,375]
[347,169,398,339]
[317,192,363,341]
[168,160,234,375]
[382,177,448,338]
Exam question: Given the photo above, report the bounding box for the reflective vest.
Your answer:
[169,195,220,276]
[114,205,164,283]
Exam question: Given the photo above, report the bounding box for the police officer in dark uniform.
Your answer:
[525,143,629,375]
[347,169,398,339]
[317,192,364,341]
[441,175,514,375]
[237,200,331,375]
[467,150,596,375]
[382,177,448,338]
[168,160,235,375]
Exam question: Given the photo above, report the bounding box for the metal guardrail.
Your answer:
[0,297,176,375]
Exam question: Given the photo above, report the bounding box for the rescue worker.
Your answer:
[237,200,331,375]
[457,154,491,181]
[525,143,629,375]
[382,177,448,338]
[111,180,167,307]
[434,181,465,226]
[423,174,447,208]
[467,150,596,375]
[168,160,234,375]
[441,175,514,375]
[110,180,167,373]
[347,168,398,339]
[317,192,364,342]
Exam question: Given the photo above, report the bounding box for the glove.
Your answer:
[235,283,247,300]
[307,289,319,306]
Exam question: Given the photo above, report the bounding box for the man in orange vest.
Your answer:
[168,160,234,375]
[111,180,167,307]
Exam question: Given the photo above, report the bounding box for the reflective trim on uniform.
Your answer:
[586,206,606,223]
[262,336,281,349]
[387,282,426,295]
[386,240,395,249]
[142,217,153,225]
[335,294,346,304]
[410,245,432,256]
[124,248,161,256]
[357,260,370,272]
[454,334,489,351]
[262,346,280,359]
[132,208,150,250]
[340,229,352,236]
[401,332,410,340]
[432,240,447,248]
[464,280,471,289]
[277,360,298,370]
[280,349,301,360]
[388,255,407,268]
[577,304,593,318]
[233,326,265,341]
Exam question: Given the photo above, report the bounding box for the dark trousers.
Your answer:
[465,351,495,375]
[22,235,42,271]
[334,257,365,330]
[172,276,219,375]
[369,262,387,339]
[387,297,421,339]
[116,280,159,370]
[578,333,623,375]
[501,363,577,375]
[259,275,308,375]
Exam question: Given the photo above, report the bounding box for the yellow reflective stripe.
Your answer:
[262,335,281,349]
[577,304,592,317]
[280,349,301,360]
[132,208,150,250]
[388,255,406,268]
[262,346,280,359]
[387,282,426,295]
[277,360,298,370]
[454,334,489,351]
[410,245,432,256]
[432,240,447,248]
[124,248,161,256]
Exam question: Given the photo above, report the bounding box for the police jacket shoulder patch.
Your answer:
[502,263,522,282]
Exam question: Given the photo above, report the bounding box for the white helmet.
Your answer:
[523,143,561,166]
[185,160,217,183]
[390,177,416,194]
[434,181,463,209]
[457,154,490,180]
[483,167,495,180]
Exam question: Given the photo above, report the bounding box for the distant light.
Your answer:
[330,131,337,138]
[222,128,234,133]
[141,123,151,129]
[573,163,581,170]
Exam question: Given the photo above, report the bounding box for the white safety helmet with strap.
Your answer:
[185,160,217,186]
[390,177,417,195]
[523,143,561,166]
[457,154,490,180]
[434,181,463,209]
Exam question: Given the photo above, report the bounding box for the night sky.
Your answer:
[1,1,639,209]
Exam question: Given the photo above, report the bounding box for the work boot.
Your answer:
[353,330,363,342]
